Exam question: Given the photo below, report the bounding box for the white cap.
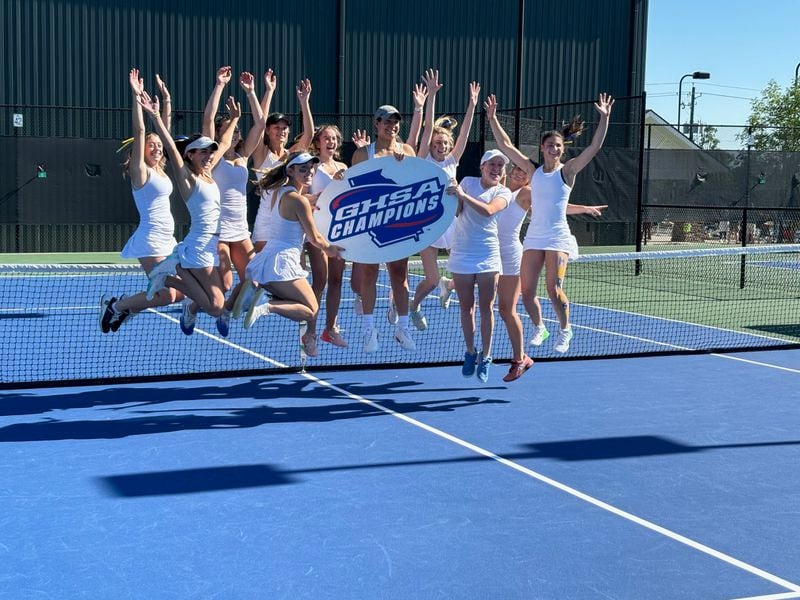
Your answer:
[184,136,219,153]
[480,149,509,165]
[285,152,320,169]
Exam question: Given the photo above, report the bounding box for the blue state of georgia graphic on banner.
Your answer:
[314,157,455,264]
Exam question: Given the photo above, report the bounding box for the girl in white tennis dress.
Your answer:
[239,152,343,356]
[201,67,267,336]
[409,70,482,328]
[349,105,418,355]
[139,85,241,336]
[251,77,315,252]
[308,125,350,352]
[99,68,182,334]
[447,149,512,383]
[485,92,614,355]
[495,165,535,382]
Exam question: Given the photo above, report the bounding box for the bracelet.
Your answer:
[414,107,423,113]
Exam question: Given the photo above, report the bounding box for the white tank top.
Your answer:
[311,165,335,195]
[213,157,248,225]
[255,150,285,182]
[366,141,403,160]
[496,188,529,248]
[525,164,572,242]
[425,154,458,180]
[270,185,307,250]
[131,168,174,236]
[186,176,221,236]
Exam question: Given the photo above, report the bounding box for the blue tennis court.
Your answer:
[1,348,799,599]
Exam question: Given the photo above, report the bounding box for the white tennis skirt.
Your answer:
[246,244,308,283]
[177,233,219,269]
[120,227,177,260]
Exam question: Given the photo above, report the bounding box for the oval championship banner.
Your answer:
[314,156,455,264]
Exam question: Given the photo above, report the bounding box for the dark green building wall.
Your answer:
[1,0,647,135]
[0,0,647,250]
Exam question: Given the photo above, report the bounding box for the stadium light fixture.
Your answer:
[677,71,711,129]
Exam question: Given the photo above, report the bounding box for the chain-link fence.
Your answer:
[3,98,800,253]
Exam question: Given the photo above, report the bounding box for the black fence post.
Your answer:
[634,93,646,275]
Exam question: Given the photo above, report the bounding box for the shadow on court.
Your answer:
[99,435,800,497]
[0,378,508,442]
[0,376,505,417]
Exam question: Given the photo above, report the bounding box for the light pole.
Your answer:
[795,62,799,85]
[677,71,711,132]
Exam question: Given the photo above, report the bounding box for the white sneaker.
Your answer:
[553,327,574,354]
[244,290,271,329]
[529,325,550,347]
[353,295,363,316]
[387,298,398,325]
[233,279,257,319]
[146,253,179,301]
[363,326,379,353]
[438,276,454,309]
[394,326,416,351]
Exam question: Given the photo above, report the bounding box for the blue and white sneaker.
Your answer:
[462,351,478,378]
[146,252,179,301]
[216,309,231,337]
[179,299,196,335]
[476,352,493,383]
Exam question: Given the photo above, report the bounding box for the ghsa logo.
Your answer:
[327,169,445,247]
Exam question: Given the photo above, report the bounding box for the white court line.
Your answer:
[145,298,800,591]
[729,593,800,600]
[150,310,289,369]
[302,370,800,594]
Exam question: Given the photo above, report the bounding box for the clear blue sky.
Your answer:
[646,0,800,146]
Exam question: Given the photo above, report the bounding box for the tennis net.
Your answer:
[2,244,799,387]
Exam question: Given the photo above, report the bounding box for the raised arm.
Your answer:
[209,97,242,170]
[251,69,277,168]
[154,73,172,132]
[239,71,266,159]
[127,68,148,189]
[138,90,192,200]
[484,94,535,175]
[289,78,314,151]
[451,81,480,161]
[202,66,232,139]
[351,129,371,149]
[563,93,614,182]
[417,68,442,159]
[405,82,427,149]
